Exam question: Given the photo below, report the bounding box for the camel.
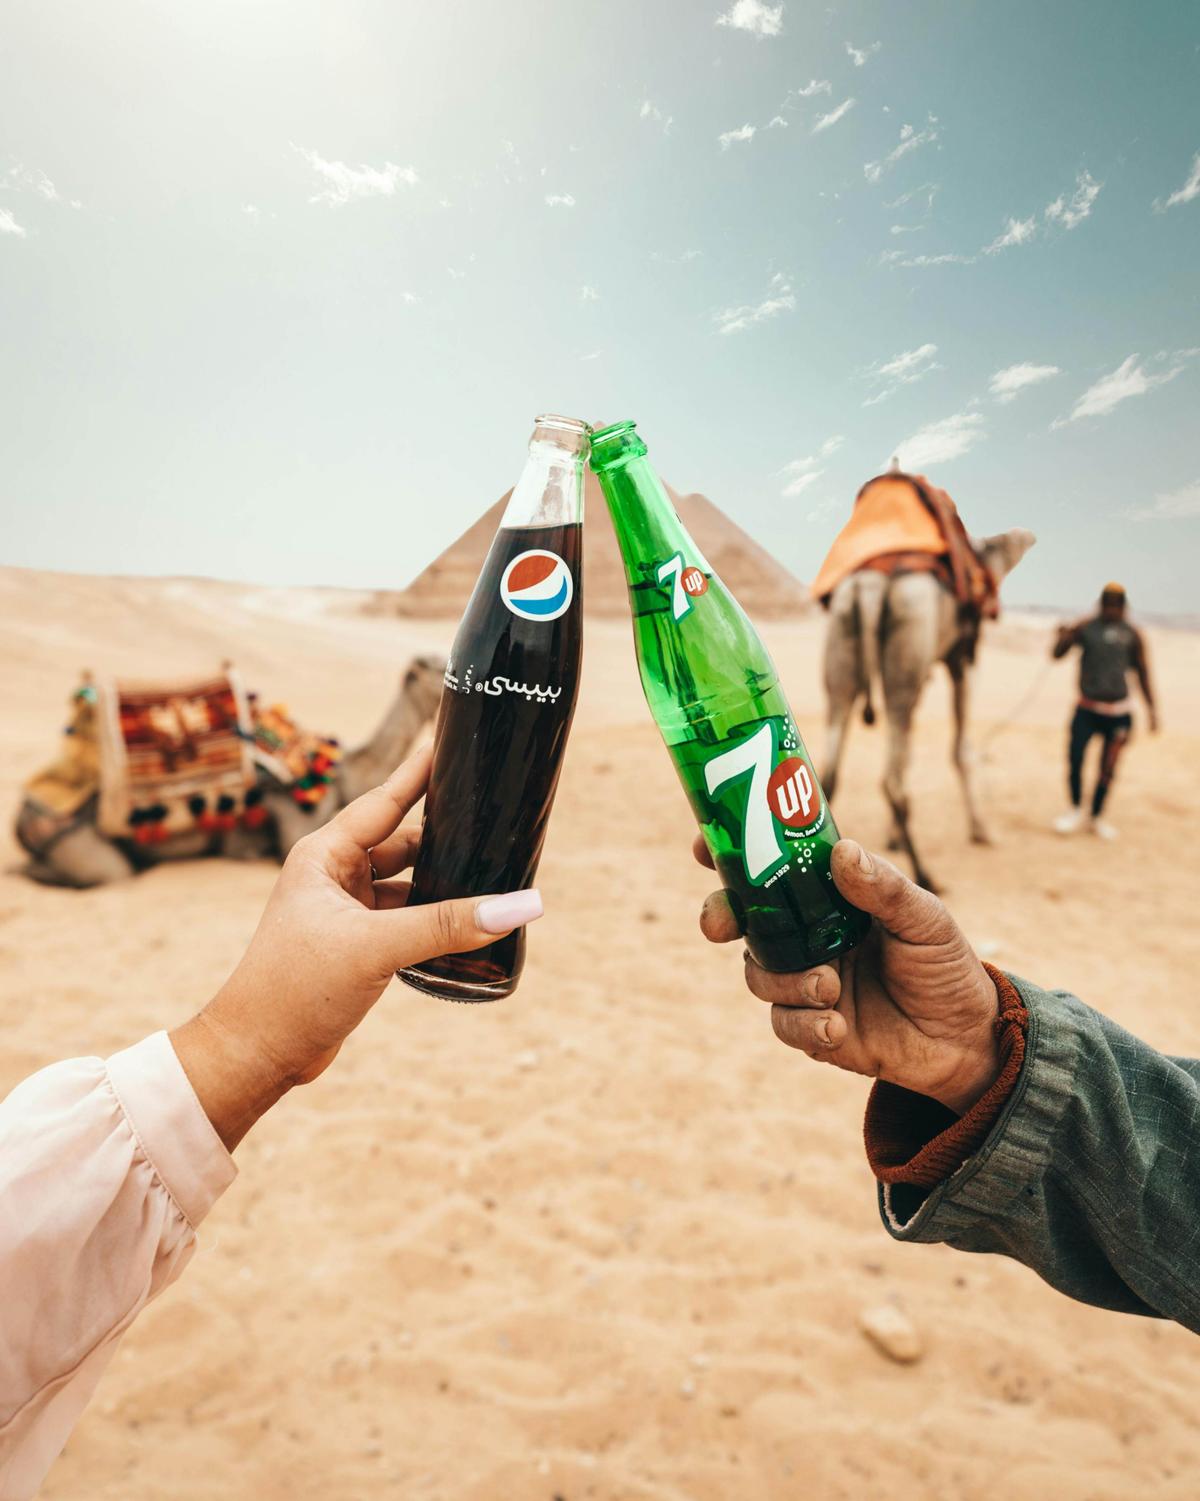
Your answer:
[16,655,445,888]
[821,529,1036,892]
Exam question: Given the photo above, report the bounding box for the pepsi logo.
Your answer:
[500,549,574,621]
[767,756,821,830]
[681,566,708,597]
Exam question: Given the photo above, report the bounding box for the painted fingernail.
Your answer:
[476,889,544,934]
[857,844,874,875]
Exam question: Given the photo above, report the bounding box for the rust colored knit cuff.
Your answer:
[863,964,1030,1189]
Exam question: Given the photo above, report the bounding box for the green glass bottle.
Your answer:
[590,419,869,972]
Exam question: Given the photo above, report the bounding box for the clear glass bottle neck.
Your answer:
[501,416,587,530]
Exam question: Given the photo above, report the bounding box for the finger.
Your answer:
[692,833,716,871]
[745,959,841,1009]
[327,745,433,852]
[829,840,957,947]
[699,889,742,944]
[372,878,412,910]
[369,887,544,972]
[771,1005,848,1056]
[368,825,422,880]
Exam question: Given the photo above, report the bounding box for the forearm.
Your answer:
[169,1006,292,1153]
[872,977,1200,1330]
[0,1037,235,1488]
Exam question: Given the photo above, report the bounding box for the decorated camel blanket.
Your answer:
[96,672,257,841]
[22,671,343,847]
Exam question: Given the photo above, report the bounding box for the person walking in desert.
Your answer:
[1050,582,1158,840]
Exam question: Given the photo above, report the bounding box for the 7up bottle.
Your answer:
[590,420,868,972]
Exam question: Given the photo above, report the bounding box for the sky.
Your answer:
[2,0,1198,612]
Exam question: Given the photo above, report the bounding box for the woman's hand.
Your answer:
[697,837,1001,1114]
[171,746,542,1149]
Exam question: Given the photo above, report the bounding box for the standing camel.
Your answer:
[821,529,1035,891]
[16,655,445,888]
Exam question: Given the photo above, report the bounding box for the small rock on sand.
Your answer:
[858,1304,923,1364]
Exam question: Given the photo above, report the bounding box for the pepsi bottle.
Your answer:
[397,415,586,1001]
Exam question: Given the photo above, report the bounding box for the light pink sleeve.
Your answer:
[0,1031,236,1500]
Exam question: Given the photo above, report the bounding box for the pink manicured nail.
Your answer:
[476,889,544,934]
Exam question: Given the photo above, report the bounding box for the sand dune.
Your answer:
[2,564,1199,1500]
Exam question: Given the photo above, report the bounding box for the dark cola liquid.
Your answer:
[399,521,583,1001]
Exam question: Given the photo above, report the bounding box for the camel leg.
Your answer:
[879,574,941,892]
[881,703,937,892]
[950,661,990,844]
[33,824,136,888]
[821,681,856,804]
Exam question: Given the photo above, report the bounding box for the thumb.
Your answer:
[830,841,958,947]
[370,888,544,972]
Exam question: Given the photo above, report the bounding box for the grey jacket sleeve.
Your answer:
[880,975,1200,1332]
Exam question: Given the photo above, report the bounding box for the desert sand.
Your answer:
[3,562,1200,1501]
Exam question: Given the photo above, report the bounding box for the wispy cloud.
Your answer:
[767,115,788,129]
[989,362,1062,403]
[639,100,673,133]
[2,163,82,210]
[890,223,923,235]
[1156,151,1200,212]
[864,117,939,183]
[864,342,940,404]
[652,248,703,265]
[715,272,795,335]
[293,146,417,206]
[719,123,757,149]
[0,207,27,238]
[887,182,938,211]
[788,79,831,100]
[1045,169,1102,230]
[778,435,843,497]
[880,249,975,268]
[716,0,783,37]
[893,410,986,469]
[1053,351,1196,426]
[580,284,599,302]
[544,193,576,207]
[846,40,881,66]
[984,215,1037,254]
[1125,478,1200,521]
[812,98,856,134]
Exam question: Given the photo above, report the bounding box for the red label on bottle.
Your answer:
[767,756,820,829]
[681,566,708,597]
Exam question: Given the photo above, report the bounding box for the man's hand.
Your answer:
[172,746,543,1149]
[697,836,1001,1114]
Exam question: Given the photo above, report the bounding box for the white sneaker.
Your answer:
[1053,808,1085,835]
[1089,818,1118,841]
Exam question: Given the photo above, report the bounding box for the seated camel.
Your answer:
[14,656,445,888]
[812,471,1035,891]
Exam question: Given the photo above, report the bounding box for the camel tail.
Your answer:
[854,574,886,728]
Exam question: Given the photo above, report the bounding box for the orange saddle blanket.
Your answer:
[809,474,946,603]
[810,472,997,620]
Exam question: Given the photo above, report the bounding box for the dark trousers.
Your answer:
[1068,707,1132,816]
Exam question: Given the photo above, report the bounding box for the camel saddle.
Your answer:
[94,670,258,841]
[810,472,999,624]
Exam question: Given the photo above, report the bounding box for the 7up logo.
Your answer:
[656,552,709,621]
[704,723,823,884]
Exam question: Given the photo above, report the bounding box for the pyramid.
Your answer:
[390,470,810,618]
